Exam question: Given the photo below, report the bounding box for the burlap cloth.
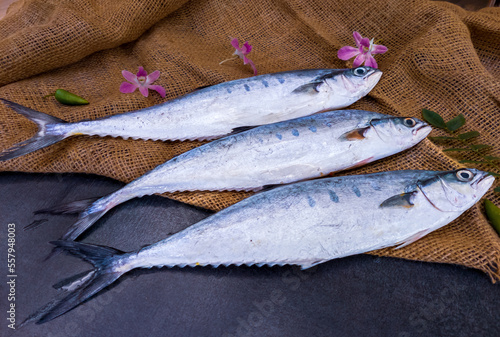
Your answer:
[0,0,499,281]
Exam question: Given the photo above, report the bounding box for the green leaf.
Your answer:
[495,187,500,193]
[445,114,466,132]
[458,160,488,164]
[443,148,472,152]
[470,144,492,151]
[484,156,500,161]
[422,109,447,129]
[488,172,500,178]
[457,131,480,140]
[484,199,500,235]
[429,136,458,141]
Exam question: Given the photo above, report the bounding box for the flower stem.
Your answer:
[219,56,239,65]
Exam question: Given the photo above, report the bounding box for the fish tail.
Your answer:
[60,191,135,241]
[20,240,131,326]
[0,98,68,161]
[24,197,102,231]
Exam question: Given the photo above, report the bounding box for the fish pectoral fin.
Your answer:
[394,229,431,249]
[291,81,322,95]
[339,127,370,141]
[379,192,417,208]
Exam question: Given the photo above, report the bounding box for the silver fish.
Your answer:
[37,110,431,241]
[22,169,494,325]
[0,66,381,161]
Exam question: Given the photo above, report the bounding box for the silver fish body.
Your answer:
[0,67,381,161]
[126,169,493,270]
[24,169,493,324]
[57,110,431,240]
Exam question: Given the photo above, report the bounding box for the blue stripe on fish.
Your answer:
[328,190,339,203]
[276,133,282,140]
[244,84,251,92]
[292,129,299,137]
[262,80,269,88]
[227,88,232,94]
[307,196,316,207]
[309,126,317,133]
[352,186,361,197]
[278,78,285,84]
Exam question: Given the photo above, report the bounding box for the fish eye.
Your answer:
[456,169,474,182]
[403,118,416,127]
[353,67,368,76]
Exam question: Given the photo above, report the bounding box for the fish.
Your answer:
[0,66,382,161]
[34,110,431,241]
[21,168,494,325]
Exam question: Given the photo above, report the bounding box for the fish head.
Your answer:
[417,169,494,212]
[330,67,382,98]
[367,117,432,148]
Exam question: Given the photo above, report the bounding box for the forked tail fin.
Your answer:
[20,240,131,326]
[0,98,68,161]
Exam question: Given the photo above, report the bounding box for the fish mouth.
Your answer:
[472,173,495,191]
[413,124,432,137]
[365,70,382,83]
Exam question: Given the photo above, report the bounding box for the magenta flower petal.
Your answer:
[359,37,371,48]
[139,86,149,97]
[247,59,257,76]
[353,53,367,68]
[120,82,138,93]
[353,31,363,47]
[231,38,240,50]
[122,70,138,83]
[148,85,166,98]
[242,41,252,54]
[364,54,378,68]
[338,46,360,60]
[136,66,147,77]
[371,44,388,54]
[146,70,161,84]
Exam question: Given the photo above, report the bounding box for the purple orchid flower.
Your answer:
[220,38,257,76]
[120,67,166,98]
[338,32,388,69]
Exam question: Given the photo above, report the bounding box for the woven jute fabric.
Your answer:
[0,0,499,281]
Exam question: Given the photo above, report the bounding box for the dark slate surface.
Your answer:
[0,172,499,337]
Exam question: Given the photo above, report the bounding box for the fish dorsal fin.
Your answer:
[379,191,417,208]
[340,127,370,141]
[291,81,322,95]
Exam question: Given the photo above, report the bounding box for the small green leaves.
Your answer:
[446,114,466,131]
[484,199,500,235]
[457,131,480,140]
[443,148,472,152]
[422,109,447,129]
[470,144,492,151]
[495,187,500,193]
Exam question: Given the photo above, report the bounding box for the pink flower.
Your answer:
[120,66,166,98]
[338,32,388,69]
[220,38,257,76]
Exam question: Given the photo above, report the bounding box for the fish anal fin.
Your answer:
[379,192,417,209]
[340,127,370,141]
[394,229,431,249]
